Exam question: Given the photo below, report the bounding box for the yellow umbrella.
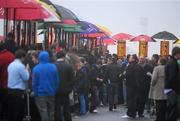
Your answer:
[96,24,112,36]
[174,39,180,44]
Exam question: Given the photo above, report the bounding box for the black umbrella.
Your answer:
[152,31,178,40]
[54,4,79,21]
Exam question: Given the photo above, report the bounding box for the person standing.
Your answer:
[165,47,180,121]
[122,54,143,118]
[32,51,60,121]
[55,51,74,121]
[149,57,167,121]
[7,49,30,121]
[105,57,121,111]
[0,44,15,120]
[137,57,153,117]
[89,60,103,113]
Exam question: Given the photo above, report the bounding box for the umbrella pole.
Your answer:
[13,8,16,39]
[5,8,9,39]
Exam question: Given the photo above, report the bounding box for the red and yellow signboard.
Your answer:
[161,41,169,56]
[117,41,126,59]
[139,41,148,57]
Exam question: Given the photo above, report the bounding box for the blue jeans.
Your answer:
[79,94,86,114]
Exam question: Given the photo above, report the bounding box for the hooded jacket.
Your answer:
[32,51,60,96]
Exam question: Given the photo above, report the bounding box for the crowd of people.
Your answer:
[0,34,180,121]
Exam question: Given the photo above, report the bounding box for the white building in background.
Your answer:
[108,40,179,58]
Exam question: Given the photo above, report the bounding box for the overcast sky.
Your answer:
[0,0,179,38]
[51,0,180,37]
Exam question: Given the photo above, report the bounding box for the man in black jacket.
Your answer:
[122,54,144,119]
[89,60,103,113]
[104,57,121,111]
[55,51,74,121]
[165,47,180,121]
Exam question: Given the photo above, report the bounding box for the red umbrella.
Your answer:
[103,38,116,45]
[63,19,77,25]
[0,7,49,20]
[131,35,156,42]
[113,33,134,41]
[83,33,106,38]
[0,0,40,8]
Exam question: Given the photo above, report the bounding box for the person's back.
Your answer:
[0,49,15,88]
[56,60,74,95]
[32,51,60,121]
[105,63,121,83]
[32,51,60,96]
[165,56,179,93]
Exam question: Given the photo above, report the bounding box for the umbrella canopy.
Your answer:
[78,21,100,33]
[102,37,116,45]
[96,24,112,36]
[174,39,180,44]
[52,23,84,33]
[63,19,77,25]
[152,31,178,40]
[36,0,61,22]
[54,5,79,21]
[0,0,40,8]
[0,7,49,20]
[82,33,106,38]
[131,35,156,42]
[113,33,134,41]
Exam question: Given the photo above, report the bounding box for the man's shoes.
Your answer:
[90,109,98,113]
[121,114,135,119]
[114,105,117,109]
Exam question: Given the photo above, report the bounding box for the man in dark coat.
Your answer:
[165,47,180,121]
[89,60,103,113]
[0,43,15,120]
[138,57,153,117]
[55,51,74,121]
[122,54,143,118]
[104,57,121,111]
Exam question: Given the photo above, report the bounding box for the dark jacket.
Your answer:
[74,66,89,94]
[125,62,144,88]
[104,63,121,84]
[165,57,180,94]
[89,64,104,86]
[56,59,74,95]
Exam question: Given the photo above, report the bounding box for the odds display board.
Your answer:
[139,41,148,57]
[117,41,126,59]
[160,41,169,56]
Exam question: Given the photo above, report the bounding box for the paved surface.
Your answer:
[73,106,154,121]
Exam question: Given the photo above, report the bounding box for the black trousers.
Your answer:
[136,86,149,116]
[126,86,138,118]
[0,87,8,120]
[166,91,180,121]
[107,83,119,110]
[155,100,167,121]
[55,94,72,121]
[90,85,98,112]
[8,89,25,121]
